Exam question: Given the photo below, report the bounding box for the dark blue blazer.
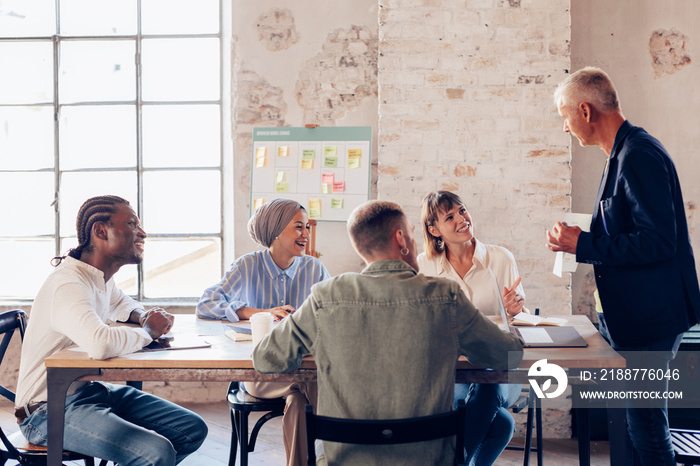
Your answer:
[576,121,700,348]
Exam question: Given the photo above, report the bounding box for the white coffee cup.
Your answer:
[250,312,274,346]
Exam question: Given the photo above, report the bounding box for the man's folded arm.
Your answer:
[253,296,318,373]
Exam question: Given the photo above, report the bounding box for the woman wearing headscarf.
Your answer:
[418,190,527,466]
[197,198,330,466]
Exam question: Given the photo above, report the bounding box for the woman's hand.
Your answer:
[267,305,296,321]
[236,305,295,321]
[502,277,525,316]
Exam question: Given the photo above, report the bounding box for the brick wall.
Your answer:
[378,0,572,316]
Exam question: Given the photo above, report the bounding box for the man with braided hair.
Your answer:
[15,195,207,466]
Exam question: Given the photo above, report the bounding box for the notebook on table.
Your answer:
[497,296,587,348]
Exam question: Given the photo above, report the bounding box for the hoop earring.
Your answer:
[400,247,409,256]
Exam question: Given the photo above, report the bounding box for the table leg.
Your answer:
[46,367,101,466]
[575,403,590,466]
[607,407,627,464]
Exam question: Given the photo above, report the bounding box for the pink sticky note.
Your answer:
[332,181,345,192]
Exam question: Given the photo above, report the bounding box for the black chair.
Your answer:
[305,399,467,465]
[672,428,700,466]
[505,386,543,466]
[226,381,285,466]
[0,309,97,466]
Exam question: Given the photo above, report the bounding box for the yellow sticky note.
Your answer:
[331,198,344,209]
[308,198,322,218]
[301,158,314,170]
[348,148,362,158]
[324,145,337,156]
[324,156,338,168]
[275,182,288,193]
[277,146,289,157]
[302,149,316,159]
[321,183,331,194]
[255,154,266,168]
[276,171,287,183]
[256,146,267,158]
[253,198,265,211]
[348,157,361,169]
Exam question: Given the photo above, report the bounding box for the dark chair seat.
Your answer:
[226,381,286,466]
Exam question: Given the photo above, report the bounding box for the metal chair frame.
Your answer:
[226,381,285,466]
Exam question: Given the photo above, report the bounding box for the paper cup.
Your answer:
[250,312,274,346]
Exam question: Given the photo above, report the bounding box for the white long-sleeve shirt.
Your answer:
[16,256,152,407]
[417,239,527,316]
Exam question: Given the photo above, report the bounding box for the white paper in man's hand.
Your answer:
[553,213,592,277]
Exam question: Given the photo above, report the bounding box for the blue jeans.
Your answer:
[20,382,208,466]
[599,314,682,466]
[454,383,519,466]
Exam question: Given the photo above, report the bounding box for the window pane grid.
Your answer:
[0,1,224,301]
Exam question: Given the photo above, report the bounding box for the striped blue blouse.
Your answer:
[196,249,331,322]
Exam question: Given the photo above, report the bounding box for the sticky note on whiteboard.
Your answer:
[309,198,322,218]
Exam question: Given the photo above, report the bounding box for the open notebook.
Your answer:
[497,295,587,348]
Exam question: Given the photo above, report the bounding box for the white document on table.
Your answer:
[553,213,592,277]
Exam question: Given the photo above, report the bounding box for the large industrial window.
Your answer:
[0,0,230,302]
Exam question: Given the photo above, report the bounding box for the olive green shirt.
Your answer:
[253,260,524,465]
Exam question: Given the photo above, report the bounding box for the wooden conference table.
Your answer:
[45,314,625,466]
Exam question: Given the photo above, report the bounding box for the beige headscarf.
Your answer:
[248,198,304,248]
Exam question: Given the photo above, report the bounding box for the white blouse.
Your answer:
[417,239,528,316]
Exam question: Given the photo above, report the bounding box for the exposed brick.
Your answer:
[453,163,477,177]
[255,8,299,51]
[649,28,692,77]
[446,88,466,99]
[296,25,378,124]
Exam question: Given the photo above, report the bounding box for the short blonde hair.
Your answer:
[554,66,620,113]
[421,191,465,260]
[347,200,405,258]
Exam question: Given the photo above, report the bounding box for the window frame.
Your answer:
[0,0,232,304]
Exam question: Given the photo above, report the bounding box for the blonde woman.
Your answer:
[419,190,526,466]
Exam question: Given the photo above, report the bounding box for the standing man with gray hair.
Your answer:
[546,67,700,465]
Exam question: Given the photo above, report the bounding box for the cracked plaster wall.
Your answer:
[231,1,379,277]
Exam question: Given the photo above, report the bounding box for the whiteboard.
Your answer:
[250,126,372,222]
